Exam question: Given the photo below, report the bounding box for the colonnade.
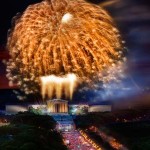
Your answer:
[47,100,68,113]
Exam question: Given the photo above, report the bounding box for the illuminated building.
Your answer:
[88,105,111,112]
[47,99,68,113]
[5,105,28,114]
[5,101,112,114]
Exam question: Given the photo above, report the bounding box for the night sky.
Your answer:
[0,0,150,105]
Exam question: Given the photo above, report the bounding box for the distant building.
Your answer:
[69,104,89,115]
[47,99,68,113]
[5,99,69,115]
[28,104,46,109]
[5,105,28,114]
[88,105,111,112]
[5,100,112,114]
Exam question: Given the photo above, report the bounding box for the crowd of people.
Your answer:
[63,131,96,150]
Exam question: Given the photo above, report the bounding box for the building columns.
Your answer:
[47,100,68,113]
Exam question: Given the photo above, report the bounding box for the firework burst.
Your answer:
[6,0,126,96]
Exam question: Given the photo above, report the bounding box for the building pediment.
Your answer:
[47,99,68,103]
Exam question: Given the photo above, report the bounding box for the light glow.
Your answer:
[40,73,77,99]
[61,13,73,23]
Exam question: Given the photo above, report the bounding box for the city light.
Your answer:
[79,129,102,150]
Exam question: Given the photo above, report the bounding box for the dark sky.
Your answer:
[0,0,150,104]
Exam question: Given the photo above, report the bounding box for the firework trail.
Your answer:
[40,73,77,99]
[6,0,126,98]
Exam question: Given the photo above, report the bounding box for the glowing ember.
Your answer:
[61,13,73,23]
[40,74,77,99]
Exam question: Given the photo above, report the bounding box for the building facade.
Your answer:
[47,99,68,113]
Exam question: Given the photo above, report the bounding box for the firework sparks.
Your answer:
[40,73,77,99]
[6,0,126,98]
[61,13,73,23]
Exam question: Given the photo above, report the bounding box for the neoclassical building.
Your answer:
[47,99,68,113]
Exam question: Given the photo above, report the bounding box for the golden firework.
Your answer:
[6,0,126,96]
